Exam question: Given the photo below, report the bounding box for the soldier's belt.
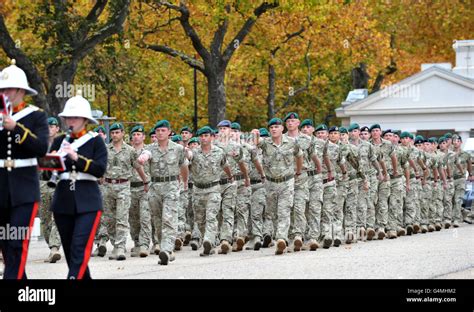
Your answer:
[267,175,294,183]
[194,181,220,189]
[151,175,178,183]
[409,174,421,180]
[250,179,262,185]
[0,158,37,170]
[307,170,318,177]
[105,178,129,184]
[453,175,464,180]
[59,172,97,181]
[220,174,244,185]
[130,181,144,188]
[323,177,335,184]
[389,174,401,179]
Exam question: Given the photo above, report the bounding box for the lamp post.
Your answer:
[91,109,116,143]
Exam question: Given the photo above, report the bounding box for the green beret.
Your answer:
[382,129,392,136]
[47,117,59,126]
[171,135,183,142]
[360,126,370,132]
[149,126,157,136]
[180,126,192,133]
[155,120,171,129]
[268,118,283,127]
[369,124,381,131]
[259,127,269,137]
[315,124,328,132]
[300,119,313,128]
[339,127,348,134]
[110,122,124,131]
[393,130,401,137]
[283,112,299,122]
[94,125,106,133]
[415,135,424,141]
[188,137,200,144]
[438,136,446,144]
[452,134,461,141]
[428,137,438,143]
[197,126,213,136]
[444,132,452,139]
[348,123,360,132]
[130,124,145,135]
[400,131,411,139]
[231,122,241,130]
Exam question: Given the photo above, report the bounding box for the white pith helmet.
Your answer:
[58,89,98,124]
[0,59,38,95]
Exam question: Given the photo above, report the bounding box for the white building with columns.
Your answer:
[336,39,474,144]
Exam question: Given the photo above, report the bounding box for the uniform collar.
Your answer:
[71,129,87,139]
[12,102,26,113]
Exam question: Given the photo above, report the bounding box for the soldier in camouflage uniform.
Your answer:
[301,120,324,251]
[214,120,250,254]
[348,123,382,242]
[101,122,147,261]
[186,137,200,242]
[138,120,189,265]
[245,128,268,250]
[129,125,152,258]
[439,135,457,228]
[39,117,62,263]
[369,124,395,240]
[251,118,303,255]
[188,126,233,256]
[284,113,321,251]
[452,134,473,225]
[180,126,193,146]
[423,137,441,231]
[434,137,448,229]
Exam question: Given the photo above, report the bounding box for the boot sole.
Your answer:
[275,240,286,255]
[406,226,413,235]
[116,255,126,261]
[294,238,303,251]
[367,229,375,241]
[174,239,183,251]
[377,232,385,240]
[190,243,198,251]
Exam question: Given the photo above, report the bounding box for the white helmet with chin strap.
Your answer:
[58,90,98,124]
[0,59,38,95]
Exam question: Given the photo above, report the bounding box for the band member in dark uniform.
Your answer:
[50,90,107,279]
[0,59,49,279]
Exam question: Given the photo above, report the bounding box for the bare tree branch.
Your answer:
[144,44,205,72]
[277,40,312,113]
[211,5,230,57]
[222,1,279,64]
[157,1,211,62]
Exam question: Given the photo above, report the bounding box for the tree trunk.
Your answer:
[266,63,276,120]
[206,68,226,127]
[45,61,79,117]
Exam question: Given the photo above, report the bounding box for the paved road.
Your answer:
[16,223,474,279]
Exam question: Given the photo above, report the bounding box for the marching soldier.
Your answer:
[40,116,62,263]
[451,134,473,225]
[187,126,233,256]
[101,122,148,261]
[129,125,152,257]
[439,135,456,228]
[138,120,189,265]
[251,118,303,255]
[50,91,107,279]
[0,59,48,279]
[180,126,193,146]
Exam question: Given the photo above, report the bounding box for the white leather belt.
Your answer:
[59,172,97,181]
[0,158,38,169]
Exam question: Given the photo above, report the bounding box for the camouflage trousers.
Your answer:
[192,185,222,247]
[304,174,323,241]
[149,181,179,253]
[102,182,131,251]
[39,181,61,249]
[443,180,455,224]
[333,179,347,241]
[404,178,419,226]
[365,172,378,229]
[129,186,152,249]
[178,187,191,237]
[387,177,404,232]
[265,178,295,243]
[290,173,309,239]
[419,180,431,226]
[375,179,391,231]
[94,184,107,246]
[320,180,337,242]
[453,178,466,224]
[218,182,237,243]
[249,183,266,239]
[433,181,444,223]
[234,182,251,239]
[344,178,359,236]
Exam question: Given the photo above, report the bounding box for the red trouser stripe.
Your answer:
[17,201,39,279]
[78,211,102,280]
